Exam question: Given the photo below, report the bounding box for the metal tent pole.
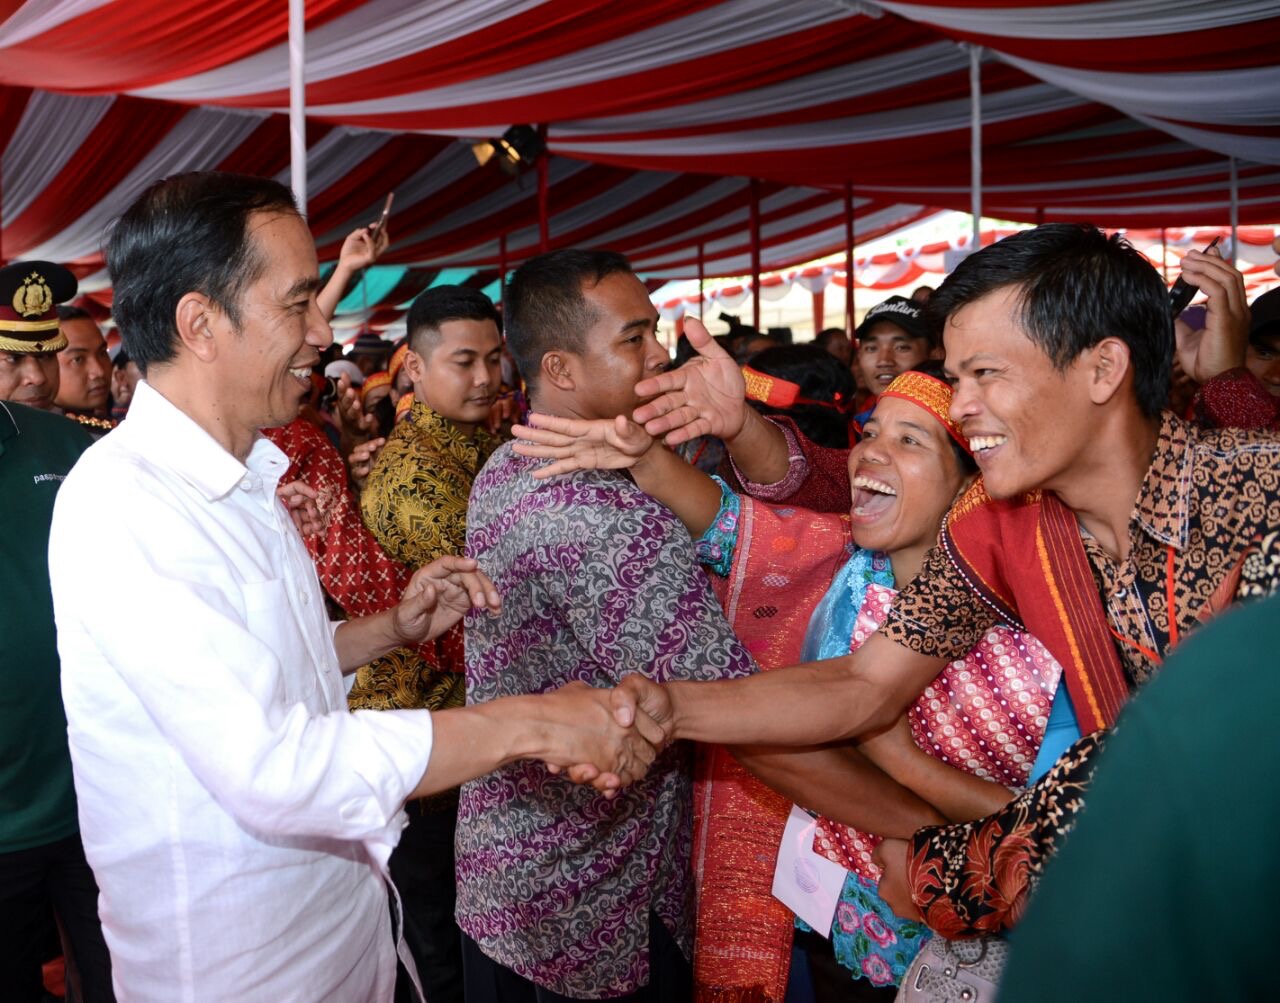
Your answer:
[697,241,705,320]
[288,0,307,216]
[1229,157,1239,268]
[750,179,761,331]
[537,125,550,253]
[969,45,983,250]
[498,232,507,313]
[844,182,854,333]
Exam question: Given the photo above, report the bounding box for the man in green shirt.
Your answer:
[1001,585,1280,1001]
[0,257,114,1002]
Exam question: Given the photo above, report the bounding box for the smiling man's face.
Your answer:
[945,286,1098,500]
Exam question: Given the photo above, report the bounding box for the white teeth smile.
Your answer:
[289,367,311,379]
[969,435,1008,453]
[852,474,896,496]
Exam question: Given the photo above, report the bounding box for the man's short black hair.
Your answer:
[56,305,93,323]
[927,223,1172,417]
[504,249,633,389]
[405,285,500,359]
[814,328,849,349]
[113,348,131,370]
[106,171,299,375]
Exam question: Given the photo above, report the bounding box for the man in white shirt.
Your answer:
[47,171,657,1002]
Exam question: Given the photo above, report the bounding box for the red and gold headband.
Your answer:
[360,370,392,402]
[388,342,409,385]
[394,391,415,420]
[878,371,970,454]
[742,366,851,413]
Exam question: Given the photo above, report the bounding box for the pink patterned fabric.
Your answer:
[814,582,1061,883]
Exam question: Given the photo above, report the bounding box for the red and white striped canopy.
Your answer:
[1,0,1277,288]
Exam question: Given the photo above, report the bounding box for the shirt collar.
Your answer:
[408,399,495,452]
[125,381,288,502]
[1132,411,1194,550]
[0,401,18,447]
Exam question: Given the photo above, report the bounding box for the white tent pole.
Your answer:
[969,44,982,251]
[289,0,307,216]
[1228,156,1239,269]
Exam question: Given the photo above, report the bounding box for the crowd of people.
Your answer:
[3,168,1279,1003]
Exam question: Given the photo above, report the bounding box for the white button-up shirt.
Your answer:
[49,382,434,1002]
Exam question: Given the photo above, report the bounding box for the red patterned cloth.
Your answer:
[694,498,854,1003]
[1193,366,1279,431]
[262,418,408,618]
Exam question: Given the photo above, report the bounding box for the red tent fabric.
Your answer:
[0,1,1276,279]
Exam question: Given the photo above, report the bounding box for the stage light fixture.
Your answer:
[471,124,544,176]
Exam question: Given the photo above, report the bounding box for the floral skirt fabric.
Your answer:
[796,871,930,988]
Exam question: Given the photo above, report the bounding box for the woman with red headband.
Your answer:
[512,369,1066,999]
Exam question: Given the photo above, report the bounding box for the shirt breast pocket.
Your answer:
[240,577,324,712]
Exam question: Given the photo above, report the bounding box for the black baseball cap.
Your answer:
[855,295,935,346]
[1250,288,1280,344]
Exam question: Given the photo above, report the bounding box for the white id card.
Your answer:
[771,804,848,936]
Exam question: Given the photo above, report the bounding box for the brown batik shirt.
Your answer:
[883,411,1280,937]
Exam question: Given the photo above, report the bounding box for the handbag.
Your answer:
[894,935,1008,1003]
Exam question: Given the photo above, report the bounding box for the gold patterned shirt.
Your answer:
[351,402,500,717]
[361,401,499,568]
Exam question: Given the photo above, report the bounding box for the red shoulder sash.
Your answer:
[941,482,1129,732]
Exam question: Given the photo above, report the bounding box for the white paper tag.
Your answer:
[771,804,848,937]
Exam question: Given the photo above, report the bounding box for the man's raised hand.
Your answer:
[1175,244,1250,384]
[337,221,390,274]
[631,317,746,446]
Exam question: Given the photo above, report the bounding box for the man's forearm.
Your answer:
[667,656,906,747]
[409,696,548,798]
[318,263,356,322]
[732,743,946,838]
[721,407,791,486]
[333,610,402,673]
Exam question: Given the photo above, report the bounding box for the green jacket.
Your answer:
[0,402,92,852]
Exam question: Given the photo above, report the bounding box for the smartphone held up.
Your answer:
[370,193,394,240]
[1168,235,1221,319]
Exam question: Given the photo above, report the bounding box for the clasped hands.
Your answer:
[539,674,679,797]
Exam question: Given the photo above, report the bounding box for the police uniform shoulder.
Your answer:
[66,413,116,432]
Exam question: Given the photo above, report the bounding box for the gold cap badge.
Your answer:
[13,271,54,318]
